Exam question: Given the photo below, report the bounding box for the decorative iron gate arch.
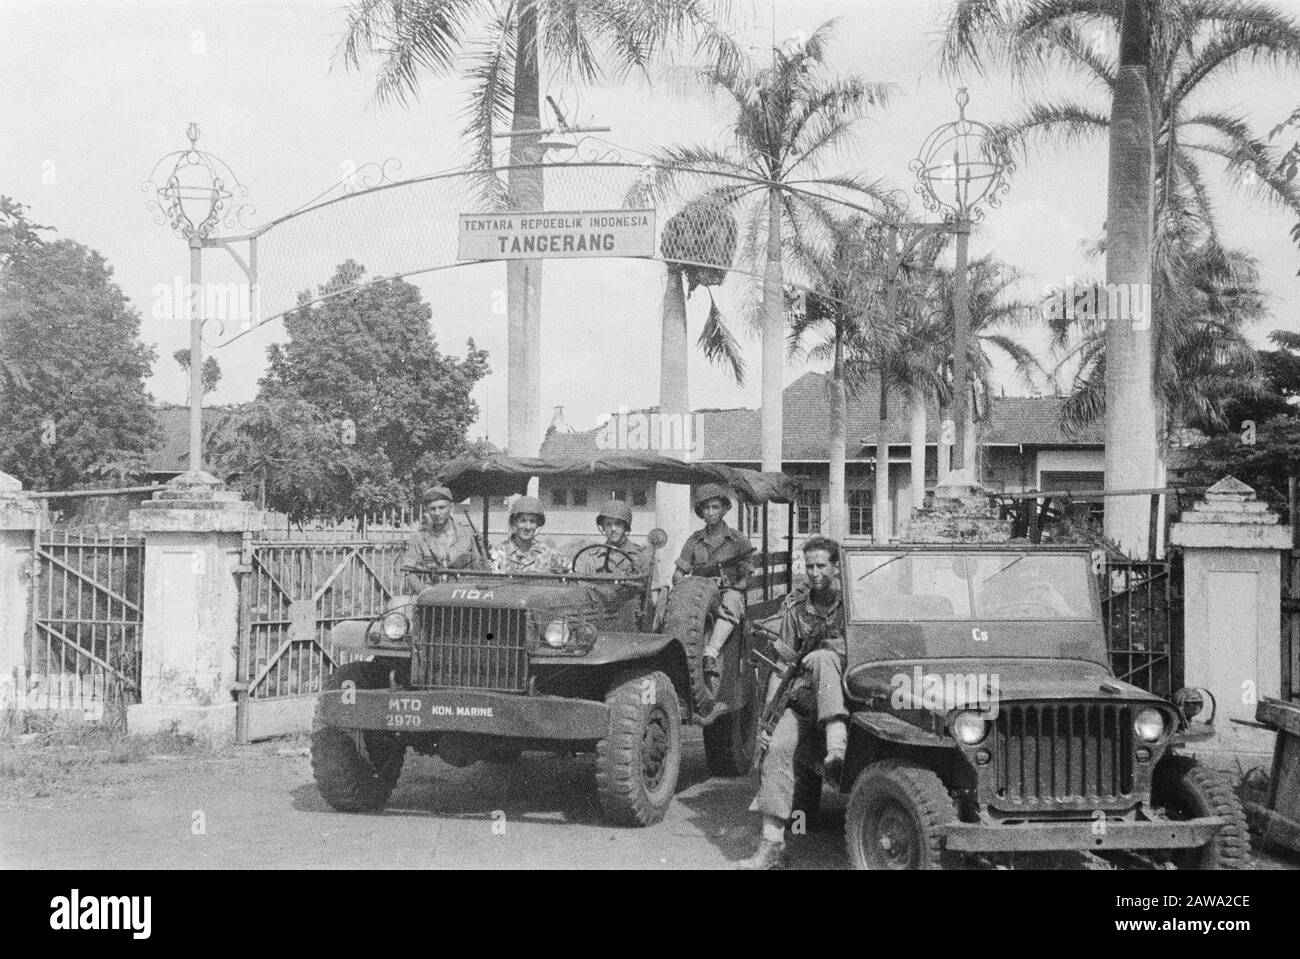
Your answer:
[200,159,897,349]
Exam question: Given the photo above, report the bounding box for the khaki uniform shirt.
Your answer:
[674,523,754,590]
[759,582,846,661]
[401,516,483,590]
[491,537,567,573]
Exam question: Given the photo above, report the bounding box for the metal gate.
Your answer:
[1283,548,1300,703]
[27,530,145,720]
[235,535,407,741]
[1099,554,1183,699]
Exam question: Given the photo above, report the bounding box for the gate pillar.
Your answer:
[1170,476,1290,765]
[127,472,272,743]
[0,472,41,724]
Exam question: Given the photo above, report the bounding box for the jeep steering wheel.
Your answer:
[571,543,638,574]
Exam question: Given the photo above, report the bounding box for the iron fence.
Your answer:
[1099,555,1183,699]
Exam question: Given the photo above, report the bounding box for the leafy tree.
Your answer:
[0,199,159,489]
[173,348,222,396]
[215,260,488,519]
[1182,414,1300,520]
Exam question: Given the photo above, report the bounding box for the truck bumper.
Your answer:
[316,688,609,741]
[941,816,1227,853]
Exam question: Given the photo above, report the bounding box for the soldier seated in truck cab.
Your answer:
[575,500,649,577]
[491,496,569,573]
[400,485,485,590]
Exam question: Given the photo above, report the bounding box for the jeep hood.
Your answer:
[415,577,602,610]
[845,658,1167,706]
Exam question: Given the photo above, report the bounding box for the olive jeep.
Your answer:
[829,544,1249,869]
[311,454,799,826]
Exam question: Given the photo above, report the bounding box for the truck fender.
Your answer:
[329,619,372,652]
[850,711,949,748]
[571,632,684,667]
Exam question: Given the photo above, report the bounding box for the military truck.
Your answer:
[825,544,1249,869]
[311,454,799,826]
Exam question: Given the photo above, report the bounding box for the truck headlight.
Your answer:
[1134,708,1165,742]
[543,618,570,648]
[951,711,989,746]
[381,611,409,641]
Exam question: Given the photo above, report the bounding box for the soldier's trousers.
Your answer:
[750,649,848,821]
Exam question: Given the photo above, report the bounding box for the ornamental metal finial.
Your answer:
[143,121,253,239]
[908,88,1013,223]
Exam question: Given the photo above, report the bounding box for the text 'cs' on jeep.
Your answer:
[831,545,1248,870]
[310,454,800,826]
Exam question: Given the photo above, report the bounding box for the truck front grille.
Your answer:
[990,702,1135,811]
[410,606,529,693]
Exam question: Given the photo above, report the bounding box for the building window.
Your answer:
[571,487,588,507]
[796,489,822,535]
[848,490,872,536]
[551,488,568,507]
[613,489,628,502]
[632,489,648,507]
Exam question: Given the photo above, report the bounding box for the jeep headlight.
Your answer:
[543,618,570,648]
[1134,708,1165,742]
[381,610,409,641]
[951,711,989,746]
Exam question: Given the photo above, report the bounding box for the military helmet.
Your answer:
[508,494,546,526]
[596,499,634,530]
[423,484,454,505]
[693,483,733,517]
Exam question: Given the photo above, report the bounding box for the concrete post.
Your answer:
[1170,476,1290,765]
[0,472,41,723]
[126,471,272,743]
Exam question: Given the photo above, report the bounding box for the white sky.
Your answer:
[4,0,1300,447]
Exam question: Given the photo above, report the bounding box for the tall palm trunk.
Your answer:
[827,319,847,540]
[1104,0,1161,558]
[761,188,785,534]
[506,0,544,462]
[909,392,926,514]
[657,265,693,581]
[874,377,890,542]
[963,396,979,484]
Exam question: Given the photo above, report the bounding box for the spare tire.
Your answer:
[660,576,720,715]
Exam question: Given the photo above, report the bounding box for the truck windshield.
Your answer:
[847,552,1094,622]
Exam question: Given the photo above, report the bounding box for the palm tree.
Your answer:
[337,0,735,460]
[1050,239,1267,433]
[941,0,1300,553]
[652,20,894,481]
[930,253,1046,482]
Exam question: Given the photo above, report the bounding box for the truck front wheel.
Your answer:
[1151,755,1250,869]
[311,661,406,813]
[845,760,956,870]
[595,669,682,826]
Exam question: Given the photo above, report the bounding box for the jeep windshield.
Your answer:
[847,551,1095,622]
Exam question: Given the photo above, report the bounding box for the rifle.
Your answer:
[460,506,491,567]
[748,622,809,761]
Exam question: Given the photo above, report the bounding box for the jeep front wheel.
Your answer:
[845,761,956,870]
[311,661,406,813]
[595,669,682,826]
[1151,756,1250,869]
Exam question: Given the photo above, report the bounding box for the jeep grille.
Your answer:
[410,606,529,693]
[990,702,1135,811]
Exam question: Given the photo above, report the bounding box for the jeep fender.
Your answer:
[841,711,954,793]
[543,632,692,712]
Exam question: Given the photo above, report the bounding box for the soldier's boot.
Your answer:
[823,719,847,786]
[737,838,789,870]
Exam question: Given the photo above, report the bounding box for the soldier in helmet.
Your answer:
[672,484,754,702]
[576,499,649,576]
[491,495,568,573]
[400,485,485,591]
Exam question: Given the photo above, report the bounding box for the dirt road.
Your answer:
[3,729,1296,870]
